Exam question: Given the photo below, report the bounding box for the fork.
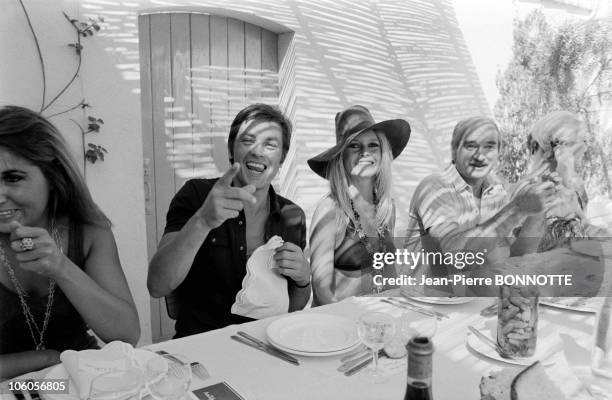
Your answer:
[382,298,449,320]
[156,350,210,380]
[391,297,450,319]
[479,302,498,317]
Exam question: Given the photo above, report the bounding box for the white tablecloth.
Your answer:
[151,295,597,400]
[2,295,601,400]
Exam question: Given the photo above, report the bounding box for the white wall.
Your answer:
[1,0,151,344]
[2,0,501,345]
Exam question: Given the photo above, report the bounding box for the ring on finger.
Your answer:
[20,237,35,251]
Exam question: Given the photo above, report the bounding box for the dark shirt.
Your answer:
[0,223,98,354]
[164,178,306,337]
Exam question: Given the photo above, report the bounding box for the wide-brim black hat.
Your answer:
[307,105,411,178]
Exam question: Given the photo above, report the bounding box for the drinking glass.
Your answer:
[146,353,192,400]
[497,285,538,357]
[357,311,396,382]
[89,368,145,400]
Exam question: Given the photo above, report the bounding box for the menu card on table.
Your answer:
[192,382,246,400]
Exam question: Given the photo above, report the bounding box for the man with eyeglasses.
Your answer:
[403,117,559,292]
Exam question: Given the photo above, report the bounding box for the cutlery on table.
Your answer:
[479,302,498,317]
[467,325,515,360]
[393,297,450,319]
[236,331,300,363]
[381,298,448,320]
[156,350,210,380]
[230,335,299,366]
[344,355,375,376]
[338,349,383,373]
[339,344,367,363]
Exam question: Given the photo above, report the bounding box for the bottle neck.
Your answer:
[404,380,433,400]
[407,376,432,387]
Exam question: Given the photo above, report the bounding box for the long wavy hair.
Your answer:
[327,131,394,234]
[0,106,110,227]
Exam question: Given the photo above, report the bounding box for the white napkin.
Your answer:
[232,236,289,319]
[60,341,137,399]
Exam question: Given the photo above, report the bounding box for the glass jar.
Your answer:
[497,285,539,357]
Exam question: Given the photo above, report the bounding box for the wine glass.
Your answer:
[146,353,192,400]
[89,367,145,400]
[357,311,396,382]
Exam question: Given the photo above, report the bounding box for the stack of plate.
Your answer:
[266,313,360,356]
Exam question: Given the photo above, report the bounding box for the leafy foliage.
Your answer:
[85,144,108,164]
[20,1,108,166]
[495,10,612,197]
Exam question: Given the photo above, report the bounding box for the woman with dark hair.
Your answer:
[307,105,411,305]
[0,106,139,379]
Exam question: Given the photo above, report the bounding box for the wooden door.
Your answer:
[139,12,280,342]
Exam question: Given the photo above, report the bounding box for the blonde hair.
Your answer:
[326,131,394,234]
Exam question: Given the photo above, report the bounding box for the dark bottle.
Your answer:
[404,336,433,400]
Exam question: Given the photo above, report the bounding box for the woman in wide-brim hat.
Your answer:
[308,105,410,305]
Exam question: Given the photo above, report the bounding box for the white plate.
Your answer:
[408,296,474,305]
[266,313,359,354]
[268,335,362,357]
[41,349,161,400]
[466,323,562,367]
[540,297,601,313]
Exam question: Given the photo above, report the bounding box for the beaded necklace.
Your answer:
[1,221,62,350]
[350,192,388,294]
[349,191,388,256]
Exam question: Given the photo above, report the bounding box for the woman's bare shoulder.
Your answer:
[79,223,116,257]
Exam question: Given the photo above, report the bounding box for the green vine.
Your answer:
[18,0,107,166]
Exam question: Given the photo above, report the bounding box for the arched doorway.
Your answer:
[138,10,294,341]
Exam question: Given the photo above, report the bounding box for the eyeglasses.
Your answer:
[550,139,587,149]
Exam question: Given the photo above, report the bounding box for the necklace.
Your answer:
[349,192,388,256]
[1,221,63,350]
[350,192,388,294]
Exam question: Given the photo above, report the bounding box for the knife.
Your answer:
[230,335,299,365]
[467,326,515,360]
[338,350,382,372]
[340,344,367,363]
[393,298,450,320]
[381,298,446,320]
[344,356,373,376]
[236,331,299,363]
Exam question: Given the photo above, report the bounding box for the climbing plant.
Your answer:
[18,0,108,167]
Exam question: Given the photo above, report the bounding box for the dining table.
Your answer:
[1,290,604,400]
